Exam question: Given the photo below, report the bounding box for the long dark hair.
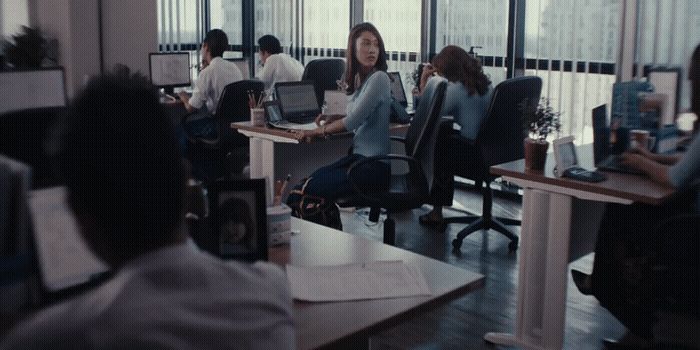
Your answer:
[432,45,491,96]
[343,22,388,94]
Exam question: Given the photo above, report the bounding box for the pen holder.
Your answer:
[250,107,265,127]
[267,203,292,245]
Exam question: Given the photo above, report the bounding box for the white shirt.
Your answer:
[189,57,243,114]
[0,241,295,350]
[255,53,305,90]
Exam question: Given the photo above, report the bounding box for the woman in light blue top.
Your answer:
[416,45,492,228]
[289,23,391,219]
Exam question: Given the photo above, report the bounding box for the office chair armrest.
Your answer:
[346,154,423,202]
[390,135,407,144]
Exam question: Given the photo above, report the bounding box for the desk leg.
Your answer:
[249,137,275,206]
[485,189,573,350]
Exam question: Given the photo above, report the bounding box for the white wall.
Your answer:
[101,0,158,77]
[1,0,29,39]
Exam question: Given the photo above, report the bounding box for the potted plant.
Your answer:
[521,97,562,170]
[3,26,51,69]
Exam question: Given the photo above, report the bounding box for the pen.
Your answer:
[273,174,291,206]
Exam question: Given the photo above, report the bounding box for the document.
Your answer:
[29,187,109,291]
[287,260,431,302]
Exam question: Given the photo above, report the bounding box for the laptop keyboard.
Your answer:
[596,155,644,175]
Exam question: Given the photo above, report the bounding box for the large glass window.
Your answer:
[364,0,421,104]
[524,0,620,143]
[210,0,243,46]
[302,0,350,62]
[435,0,509,85]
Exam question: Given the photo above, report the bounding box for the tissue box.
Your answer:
[267,204,291,245]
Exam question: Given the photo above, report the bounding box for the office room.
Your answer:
[1,0,698,349]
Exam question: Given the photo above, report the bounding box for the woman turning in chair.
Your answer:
[572,44,700,350]
[289,23,391,223]
[415,45,493,229]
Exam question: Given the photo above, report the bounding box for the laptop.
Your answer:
[388,72,415,115]
[274,81,321,129]
[263,100,317,131]
[591,104,643,175]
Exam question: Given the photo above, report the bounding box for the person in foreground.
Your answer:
[0,72,294,349]
[413,45,493,229]
[256,34,305,90]
[289,22,392,213]
[572,44,700,350]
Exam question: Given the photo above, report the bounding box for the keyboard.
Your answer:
[596,155,644,175]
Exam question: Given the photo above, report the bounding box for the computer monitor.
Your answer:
[388,71,408,107]
[647,67,681,126]
[274,81,321,122]
[225,57,250,80]
[149,52,191,94]
[0,68,66,115]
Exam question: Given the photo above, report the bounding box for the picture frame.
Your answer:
[552,136,579,177]
[203,179,267,262]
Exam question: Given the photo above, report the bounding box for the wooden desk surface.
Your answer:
[270,218,484,350]
[490,144,675,205]
[231,121,409,143]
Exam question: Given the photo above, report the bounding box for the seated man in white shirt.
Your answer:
[0,72,295,350]
[256,35,304,90]
[179,29,243,141]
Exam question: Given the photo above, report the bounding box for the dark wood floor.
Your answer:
[339,187,626,350]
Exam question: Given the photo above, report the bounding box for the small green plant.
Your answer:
[521,97,562,142]
[4,26,48,68]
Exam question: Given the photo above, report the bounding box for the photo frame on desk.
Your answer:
[202,179,267,262]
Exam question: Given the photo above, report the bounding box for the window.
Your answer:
[523,0,620,143]
[157,0,204,85]
[302,0,350,62]
[435,0,509,85]
[364,0,421,103]
[210,0,243,46]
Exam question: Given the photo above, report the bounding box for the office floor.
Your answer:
[339,186,626,350]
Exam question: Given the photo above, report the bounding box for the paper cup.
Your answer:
[250,108,265,127]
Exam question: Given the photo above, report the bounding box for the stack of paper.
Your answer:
[287,260,431,302]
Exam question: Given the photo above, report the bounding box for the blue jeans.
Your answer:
[302,154,390,203]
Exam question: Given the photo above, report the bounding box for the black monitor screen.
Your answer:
[388,72,407,105]
[275,82,320,119]
[149,52,191,88]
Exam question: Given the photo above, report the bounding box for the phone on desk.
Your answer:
[553,136,607,182]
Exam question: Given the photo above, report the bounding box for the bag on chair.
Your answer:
[286,177,343,230]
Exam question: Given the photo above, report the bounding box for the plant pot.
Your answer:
[524,138,549,171]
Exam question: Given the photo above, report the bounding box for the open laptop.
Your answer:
[591,104,643,175]
[273,81,321,129]
[388,71,415,115]
[263,100,317,131]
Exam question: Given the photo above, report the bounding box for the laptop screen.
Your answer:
[388,72,408,107]
[275,82,321,121]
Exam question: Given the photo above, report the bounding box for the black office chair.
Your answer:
[301,58,345,107]
[336,81,448,246]
[0,107,66,189]
[182,80,264,182]
[445,76,543,253]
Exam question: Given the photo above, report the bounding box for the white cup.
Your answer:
[629,129,654,150]
[250,108,265,127]
[267,204,292,245]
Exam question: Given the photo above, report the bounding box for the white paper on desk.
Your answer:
[323,90,348,116]
[29,187,109,291]
[287,260,431,302]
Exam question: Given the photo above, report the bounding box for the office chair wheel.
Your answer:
[508,240,519,252]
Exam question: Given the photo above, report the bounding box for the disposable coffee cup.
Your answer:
[250,108,265,127]
[267,204,292,246]
[629,129,652,150]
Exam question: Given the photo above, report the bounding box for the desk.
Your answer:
[485,144,675,350]
[232,121,408,204]
[273,218,484,350]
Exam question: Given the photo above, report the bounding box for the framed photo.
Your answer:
[552,136,579,177]
[204,179,267,262]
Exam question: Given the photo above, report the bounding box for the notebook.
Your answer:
[263,100,317,130]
